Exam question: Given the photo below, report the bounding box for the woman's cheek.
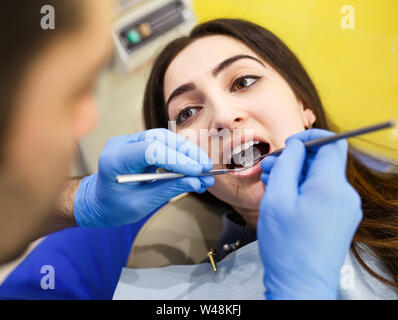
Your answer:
[208,176,230,196]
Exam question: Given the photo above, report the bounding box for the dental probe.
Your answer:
[116,167,246,184]
[116,120,395,184]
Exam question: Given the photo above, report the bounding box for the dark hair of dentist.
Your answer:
[0,0,82,156]
[143,19,398,291]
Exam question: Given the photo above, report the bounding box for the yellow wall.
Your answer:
[194,0,398,160]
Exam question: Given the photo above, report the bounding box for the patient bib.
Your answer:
[113,241,264,299]
[113,240,398,300]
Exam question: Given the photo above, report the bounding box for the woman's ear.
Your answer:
[300,103,316,129]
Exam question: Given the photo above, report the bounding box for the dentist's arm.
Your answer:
[38,128,214,236]
[73,128,214,227]
[258,129,363,300]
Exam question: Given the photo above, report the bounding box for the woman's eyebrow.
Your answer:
[166,82,196,107]
[166,55,264,107]
[212,54,265,77]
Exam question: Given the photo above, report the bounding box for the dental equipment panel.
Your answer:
[113,0,196,72]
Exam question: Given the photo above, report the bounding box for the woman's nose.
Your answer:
[212,108,248,132]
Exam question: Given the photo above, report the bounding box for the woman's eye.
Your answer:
[231,75,261,91]
[176,106,202,125]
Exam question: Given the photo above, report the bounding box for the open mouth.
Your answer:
[226,141,270,170]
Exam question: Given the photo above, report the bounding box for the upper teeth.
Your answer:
[231,140,260,157]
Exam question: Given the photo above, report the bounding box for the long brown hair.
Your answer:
[143,18,398,289]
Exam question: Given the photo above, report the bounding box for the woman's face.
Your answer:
[164,35,315,224]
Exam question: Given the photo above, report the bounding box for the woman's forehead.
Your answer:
[163,35,262,97]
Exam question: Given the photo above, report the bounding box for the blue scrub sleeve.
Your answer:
[0,214,152,300]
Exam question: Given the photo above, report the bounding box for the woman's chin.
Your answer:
[210,178,265,212]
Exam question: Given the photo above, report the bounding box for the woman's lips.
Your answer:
[228,159,263,179]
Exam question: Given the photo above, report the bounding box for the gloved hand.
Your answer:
[258,129,363,300]
[74,128,214,228]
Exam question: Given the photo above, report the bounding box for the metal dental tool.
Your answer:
[116,120,396,184]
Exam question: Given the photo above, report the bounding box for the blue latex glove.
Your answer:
[74,129,214,228]
[258,129,363,300]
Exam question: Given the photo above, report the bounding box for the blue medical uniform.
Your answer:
[0,214,152,300]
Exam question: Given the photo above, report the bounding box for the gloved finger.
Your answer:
[141,129,213,171]
[111,129,172,145]
[189,175,215,193]
[146,142,210,175]
[265,171,306,187]
[198,175,215,188]
[142,176,207,198]
[285,128,349,183]
[143,165,158,173]
[177,142,213,172]
[113,140,206,176]
[285,129,335,146]
[266,138,306,198]
[282,128,343,182]
[195,184,208,194]
[260,129,333,177]
[261,170,301,186]
[260,155,278,175]
[304,138,349,185]
[260,173,270,185]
